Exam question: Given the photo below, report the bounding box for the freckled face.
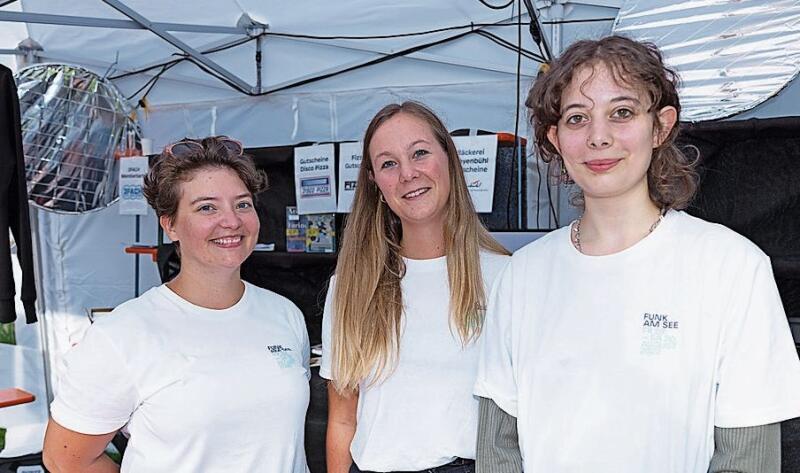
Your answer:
[368,113,451,233]
[161,167,259,274]
[546,63,676,203]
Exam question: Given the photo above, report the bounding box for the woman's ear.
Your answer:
[160,214,178,242]
[654,106,678,147]
[546,125,561,154]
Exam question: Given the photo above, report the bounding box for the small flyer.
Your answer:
[294,143,337,215]
[305,213,336,253]
[118,155,149,215]
[337,141,363,213]
[286,206,306,253]
[452,135,498,213]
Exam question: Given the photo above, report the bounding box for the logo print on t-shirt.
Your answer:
[640,313,679,355]
[267,344,297,368]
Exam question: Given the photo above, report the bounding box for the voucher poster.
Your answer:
[294,143,337,215]
[337,141,362,213]
[452,135,498,213]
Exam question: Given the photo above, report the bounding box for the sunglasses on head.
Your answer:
[164,136,244,158]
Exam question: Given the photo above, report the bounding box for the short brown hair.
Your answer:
[143,136,267,222]
[527,35,698,209]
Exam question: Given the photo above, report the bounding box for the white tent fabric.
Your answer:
[12,0,542,149]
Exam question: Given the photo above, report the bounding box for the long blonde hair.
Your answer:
[331,102,509,394]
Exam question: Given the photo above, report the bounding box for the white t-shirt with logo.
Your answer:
[320,252,509,471]
[475,210,800,473]
[51,282,310,473]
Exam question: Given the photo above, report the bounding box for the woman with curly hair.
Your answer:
[475,35,800,473]
[43,137,310,473]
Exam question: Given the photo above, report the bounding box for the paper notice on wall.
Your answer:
[294,143,337,215]
[118,155,149,215]
[453,135,498,213]
[337,141,363,213]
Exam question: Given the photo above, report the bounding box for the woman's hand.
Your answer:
[326,383,359,473]
[43,418,120,473]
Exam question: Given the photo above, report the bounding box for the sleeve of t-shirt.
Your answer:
[288,302,312,381]
[474,263,518,418]
[715,254,800,427]
[318,276,336,380]
[50,324,139,435]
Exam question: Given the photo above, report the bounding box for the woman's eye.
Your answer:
[413,149,430,158]
[565,114,586,125]
[612,108,633,119]
[198,204,215,212]
[380,160,397,169]
[236,201,253,210]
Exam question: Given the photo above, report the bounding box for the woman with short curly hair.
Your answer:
[43,136,311,473]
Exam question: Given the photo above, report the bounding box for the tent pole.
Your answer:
[551,1,564,226]
[30,207,54,405]
[99,0,255,94]
[256,35,263,94]
[0,10,243,34]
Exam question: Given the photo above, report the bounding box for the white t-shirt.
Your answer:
[51,282,311,473]
[320,251,509,471]
[475,210,800,473]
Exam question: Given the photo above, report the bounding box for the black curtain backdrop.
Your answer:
[681,117,800,320]
[679,117,800,473]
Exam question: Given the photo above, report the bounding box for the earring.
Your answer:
[559,159,572,185]
[379,193,386,203]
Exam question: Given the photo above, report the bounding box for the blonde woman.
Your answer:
[320,102,510,473]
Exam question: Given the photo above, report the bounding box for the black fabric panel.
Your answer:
[680,117,800,319]
[248,144,299,252]
[306,367,328,473]
[783,417,800,473]
[0,453,44,472]
[0,65,36,324]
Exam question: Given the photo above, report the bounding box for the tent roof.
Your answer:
[1,0,798,148]
[1,0,572,147]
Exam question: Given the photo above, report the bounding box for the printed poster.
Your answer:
[294,143,337,215]
[337,141,363,213]
[453,135,498,213]
[118,155,149,215]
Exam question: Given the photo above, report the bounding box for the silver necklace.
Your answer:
[572,208,666,254]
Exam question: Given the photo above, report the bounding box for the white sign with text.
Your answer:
[118,155,149,215]
[294,143,337,215]
[453,135,497,213]
[337,141,363,213]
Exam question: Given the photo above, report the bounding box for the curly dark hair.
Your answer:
[527,35,698,209]
[143,136,267,222]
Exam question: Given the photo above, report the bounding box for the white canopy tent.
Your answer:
[2,0,799,461]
